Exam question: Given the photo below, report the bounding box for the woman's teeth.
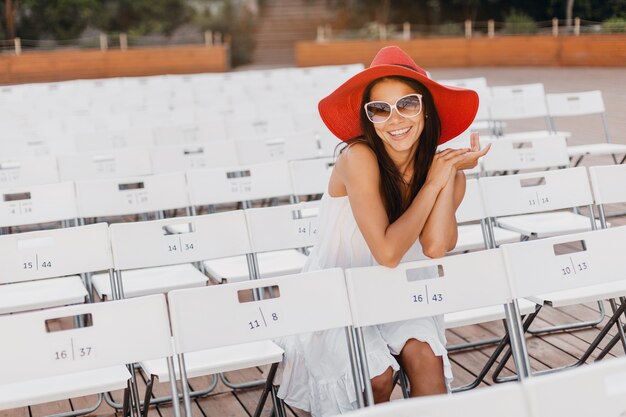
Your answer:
[389,127,410,136]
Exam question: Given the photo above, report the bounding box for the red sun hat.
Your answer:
[318,46,479,145]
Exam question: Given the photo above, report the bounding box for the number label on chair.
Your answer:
[247,306,282,331]
[296,221,317,237]
[554,240,590,278]
[520,177,552,207]
[4,192,34,215]
[226,170,253,193]
[0,169,20,184]
[46,315,96,363]
[119,182,149,206]
[21,255,55,271]
[407,265,446,306]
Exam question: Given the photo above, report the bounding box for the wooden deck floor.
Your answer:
[3,66,626,417]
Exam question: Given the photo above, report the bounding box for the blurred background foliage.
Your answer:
[0,0,624,64]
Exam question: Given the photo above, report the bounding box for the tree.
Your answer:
[17,0,98,40]
[92,0,192,36]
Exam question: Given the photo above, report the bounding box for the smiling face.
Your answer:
[368,78,425,159]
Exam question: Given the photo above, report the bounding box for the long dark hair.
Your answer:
[341,76,441,223]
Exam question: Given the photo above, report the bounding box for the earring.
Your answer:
[425,114,429,118]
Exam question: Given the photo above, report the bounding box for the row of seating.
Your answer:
[2,220,625,415]
[0,159,333,230]
[335,355,626,417]
[441,77,625,166]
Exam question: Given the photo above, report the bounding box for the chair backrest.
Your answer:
[186,161,293,206]
[501,225,626,299]
[110,210,251,270]
[58,148,153,181]
[245,202,319,253]
[345,249,510,328]
[589,164,626,206]
[455,178,486,223]
[288,157,334,197]
[0,294,172,384]
[150,141,239,173]
[481,134,570,173]
[0,155,59,187]
[523,356,626,417]
[488,95,549,121]
[338,383,529,417]
[479,167,593,218]
[168,268,352,353]
[546,90,605,117]
[490,83,545,98]
[75,172,189,219]
[226,116,295,140]
[234,133,320,165]
[438,77,488,90]
[0,223,112,284]
[0,181,77,228]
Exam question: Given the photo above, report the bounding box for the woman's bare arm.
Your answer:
[419,170,466,258]
[333,143,468,267]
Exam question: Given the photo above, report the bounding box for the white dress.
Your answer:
[276,192,453,416]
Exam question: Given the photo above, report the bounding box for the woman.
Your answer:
[277,46,490,416]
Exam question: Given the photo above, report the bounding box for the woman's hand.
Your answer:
[425,148,470,191]
[454,132,491,171]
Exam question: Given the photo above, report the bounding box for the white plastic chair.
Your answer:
[480,167,597,239]
[75,172,189,223]
[0,181,78,231]
[167,268,354,417]
[523,356,626,417]
[0,156,59,187]
[288,157,334,202]
[495,225,626,380]
[332,383,530,417]
[92,210,251,300]
[481,134,570,174]
[203,201,318,284]
[186,161,293,210]
[58,148,153,181]
[452,178,522,254]
[546,90,626,166]
[488,83,553,138]
[344,249,524,404]
[234,132,320,165]
[150,141,239,173]
[0,294,178,417]
[0,223,111,314]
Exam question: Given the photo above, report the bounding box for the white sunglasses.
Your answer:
[364,93,423,123]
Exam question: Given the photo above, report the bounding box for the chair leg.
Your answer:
[254,362,280,417]
[527,301,605,336]
[494,299,626,382]
[452,309,540,393]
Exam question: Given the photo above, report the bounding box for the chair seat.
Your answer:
[529,279,626,308]
[445,298,539,329]
[567,143,626,157]
[140,340,284,382]
[496,211,600,239]
[0,366,130,411]
[204,250,308,284]
[92,263,207,299]
[0,276,87,314]
[452,224,521,253]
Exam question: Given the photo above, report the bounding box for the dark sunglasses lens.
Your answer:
[366,102,391,122]
[397,96,421,116]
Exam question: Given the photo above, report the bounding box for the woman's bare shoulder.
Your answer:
[335,141,378,173]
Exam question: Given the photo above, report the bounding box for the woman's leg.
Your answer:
[371,366,394,404]
[398,338,447,397]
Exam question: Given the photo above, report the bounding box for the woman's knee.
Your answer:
[401,339,443,370]
[370,367,394,399]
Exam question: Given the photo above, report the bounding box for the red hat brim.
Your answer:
[318,64,479,145]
